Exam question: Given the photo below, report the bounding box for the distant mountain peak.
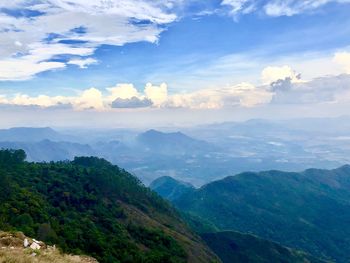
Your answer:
[8,126,54,131]
[0,127,67,143]
[137,129,213,155]
[141,129,188,138]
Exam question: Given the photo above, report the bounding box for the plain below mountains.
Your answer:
[151,166,350,262]
[0,126,345,185]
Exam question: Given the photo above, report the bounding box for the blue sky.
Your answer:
[0,0,350,127]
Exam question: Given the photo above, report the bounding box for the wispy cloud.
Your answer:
[221,0,350,17]
[264,0,350,17]
[0,0,179,80]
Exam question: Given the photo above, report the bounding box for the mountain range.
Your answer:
[2,118,350,186]
[200,231,324,263]
[151,166,350,262]
[0,148,330,263]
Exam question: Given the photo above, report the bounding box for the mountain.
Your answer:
[149,177,325,263]
[137,129,215,155]
[201,231,325,263]
[174,165,350,262]
[0,127,69,142]
[0,149,218,263]
[149,176,195,201]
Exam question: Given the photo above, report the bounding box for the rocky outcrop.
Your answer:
[0,231,98,263]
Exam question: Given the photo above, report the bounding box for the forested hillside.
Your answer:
[174,167,350,262]
[0,149,218,263]
[201,231,325,263]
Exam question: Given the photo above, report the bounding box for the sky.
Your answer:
[0,0,350,128]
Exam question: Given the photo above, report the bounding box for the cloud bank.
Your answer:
[2,55,350,111]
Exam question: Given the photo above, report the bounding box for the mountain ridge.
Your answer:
[151,166,350,262]
[0,149,219,263]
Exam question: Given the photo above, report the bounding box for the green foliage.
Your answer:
[0,151,189,263]
[201,231,325,263]
[37,223,58,244]
[0,149,26,167]
[175,167,350,262]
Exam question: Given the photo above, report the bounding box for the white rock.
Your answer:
[31,252,37,257]
[24,238,29,247]
[30,242,41,250]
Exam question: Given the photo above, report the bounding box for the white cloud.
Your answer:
[68,58,98,69]
[145,83,168,106]
[46,0,177,24]
[0,60,66,81]
[1,88,104,110]
[0,0,179,80]
[221,0,254,15]
[261,65,302,85]
[106,82,168,107]
[221,0,350,17]
[1,57,349,110]
[0,81,272,110]
[107,83,140,101]
[0,42,94,80]
[264,0,350,16]
[166,82,272,109]
[74,88,104,110]
[334,52,350,74]
[11,94,70,107]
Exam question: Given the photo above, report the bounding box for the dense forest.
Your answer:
[200,231,324,263]
[171,168,350,262]
[0,149,217,263]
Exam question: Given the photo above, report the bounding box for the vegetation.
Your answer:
[201,231,325,263]
[0,231,97,263]
[174,167,350,262]
[0,149,218,263]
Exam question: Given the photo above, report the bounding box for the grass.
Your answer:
[0,248,98,263]
[0,231,97,263]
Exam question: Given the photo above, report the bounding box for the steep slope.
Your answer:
[0,149,218,263]
[150,178,326,263]
[174,166,350,262]
[201,231,325,263]
[150,176,195,201]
